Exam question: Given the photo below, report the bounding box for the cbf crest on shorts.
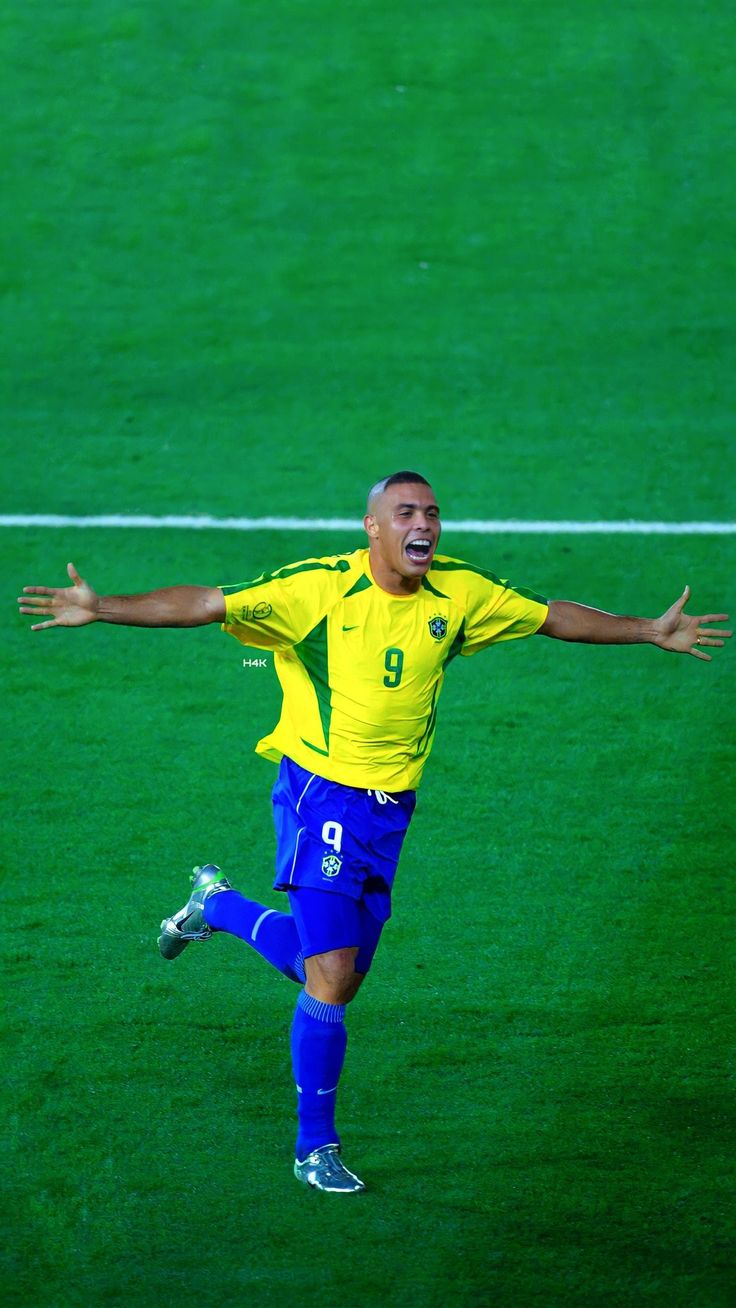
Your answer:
[321,854,342,879]
[428,614,448,641]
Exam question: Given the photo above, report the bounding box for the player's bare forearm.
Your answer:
[97,586,225,627]
[539,601,655,645]
[18,563,225,631]
[539,589,731,661]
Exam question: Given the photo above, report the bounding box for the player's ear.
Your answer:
[363,513,379,537]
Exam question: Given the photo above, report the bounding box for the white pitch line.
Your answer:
[0,513,735,534]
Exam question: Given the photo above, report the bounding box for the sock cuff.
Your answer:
[202,887,235,928]
[297,989,346,1024]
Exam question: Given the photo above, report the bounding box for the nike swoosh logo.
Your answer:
[342,625,359,632]
[317,1085,339,1096]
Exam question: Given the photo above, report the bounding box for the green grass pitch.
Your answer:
[2,1,734,1304]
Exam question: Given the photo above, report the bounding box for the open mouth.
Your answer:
[405,538,433,563]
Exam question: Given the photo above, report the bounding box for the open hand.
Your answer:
[652,585,731,661]
[18,563,99,630]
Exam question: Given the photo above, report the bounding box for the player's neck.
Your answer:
[367,548,422,596]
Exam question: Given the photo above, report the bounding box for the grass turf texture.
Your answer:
[2,0,735,1303]
[2,1,734,521]
[4,530,734,1306]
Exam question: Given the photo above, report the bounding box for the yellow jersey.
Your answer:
[221,548,547,791]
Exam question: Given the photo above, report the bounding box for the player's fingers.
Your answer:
[676,584,691,609]
[21,585,57,596]
[30,618,59,631]
[67,562,83,585]
[18,597,56,611]
[698,614,730,625]
[696,636,725,647]
[18,596,58,611]
[19,606,54,618]
[689,647,712,661]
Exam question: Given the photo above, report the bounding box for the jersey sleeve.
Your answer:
[461,571,548,655]
[219,556,352,650]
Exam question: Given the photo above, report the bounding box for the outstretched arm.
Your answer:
[18,562,226,630]
[538,586,731,662]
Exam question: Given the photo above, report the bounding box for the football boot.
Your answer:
[158,864,232,960]
[294,1145,366,1194]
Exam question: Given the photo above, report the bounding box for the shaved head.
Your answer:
[367,470,432,513]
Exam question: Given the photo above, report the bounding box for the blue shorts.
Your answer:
[286,888,385,974]
[272,756,416,929]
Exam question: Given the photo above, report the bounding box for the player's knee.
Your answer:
[305,947,363,1004]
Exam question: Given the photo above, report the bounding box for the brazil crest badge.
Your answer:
[428,615,448,641]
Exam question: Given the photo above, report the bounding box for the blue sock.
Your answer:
[291,989,348,1159]
[203,890,305,983]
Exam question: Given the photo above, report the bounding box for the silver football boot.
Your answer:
[294,1145,366,1194]
[158,864,232,960]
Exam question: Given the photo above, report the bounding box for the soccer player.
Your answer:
[18,472,731,1193]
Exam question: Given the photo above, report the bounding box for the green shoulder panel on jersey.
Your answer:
[220,557,352,597]
[343,573,372,598]
[293,616,332,753]
[429,559,547,606]
[421,574,450,599]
